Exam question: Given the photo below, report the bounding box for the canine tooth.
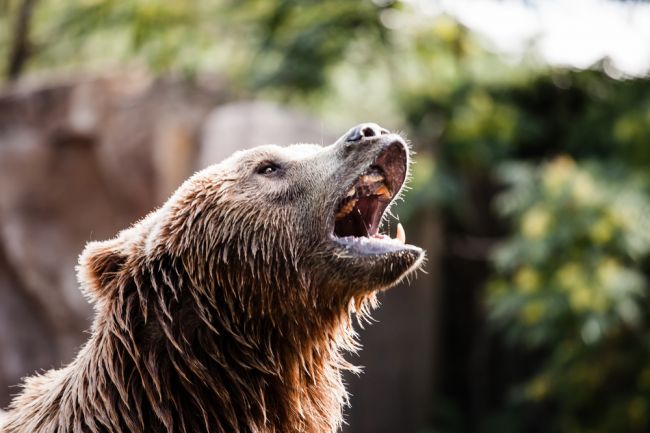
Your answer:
[374,185,391,198]
[360,173,384,184]
[347,187,356,197]
[396,223,405,244]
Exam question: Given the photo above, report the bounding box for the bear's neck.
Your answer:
[130,323,351,432]
[7,302,351,433]
[4,252,359,433]
[6,313,351,433]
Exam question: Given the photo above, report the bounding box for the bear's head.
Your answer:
[72,123,423,432]
[79,123,423,328]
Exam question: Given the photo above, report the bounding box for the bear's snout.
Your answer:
[344,122,390,142]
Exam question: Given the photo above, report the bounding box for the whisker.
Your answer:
[355,207,370,235]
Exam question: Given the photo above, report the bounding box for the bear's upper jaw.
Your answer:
[331,139,419,256]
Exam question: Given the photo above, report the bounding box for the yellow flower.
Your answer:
[515,267,541,293]
[433,15,460,43]
[590,217,615,244]
[609,204,635,231]
[569,285,593,312]
[572,172,598,206]
[597,258,623,290]
[521,206,552,239]
[526,376,550,401]
[542,156,575,195]
[558,262,609,312]
[520,301,545,325]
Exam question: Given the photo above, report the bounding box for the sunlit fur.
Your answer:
[2,127,423,433]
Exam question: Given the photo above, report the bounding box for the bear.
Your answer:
[1,122,424,433]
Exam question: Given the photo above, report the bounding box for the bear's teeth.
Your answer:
[395,223,405,244]
[347,186,356,197]
[360,173,384,184]
[374,184,391,199]
[335,199,357,219]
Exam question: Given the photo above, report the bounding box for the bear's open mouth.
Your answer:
[332,141,407,243]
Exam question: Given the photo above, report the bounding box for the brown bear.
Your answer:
[1,123,424,433]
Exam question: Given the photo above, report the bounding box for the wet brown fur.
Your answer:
[2,126,423,433]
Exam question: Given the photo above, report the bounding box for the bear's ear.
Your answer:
[77,238,127,300]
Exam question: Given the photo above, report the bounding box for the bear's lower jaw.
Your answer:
[331,232,421,256]
[325,236,425,293]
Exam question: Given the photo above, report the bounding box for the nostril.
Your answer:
[345,123,389,143]
[361,127,376,137]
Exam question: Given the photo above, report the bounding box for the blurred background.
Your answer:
[2,0,650,432]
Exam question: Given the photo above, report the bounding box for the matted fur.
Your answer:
[2,124,423,433]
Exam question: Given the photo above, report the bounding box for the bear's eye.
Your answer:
[257,162,281,176]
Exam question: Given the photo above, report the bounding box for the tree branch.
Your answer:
[6,0,38,81]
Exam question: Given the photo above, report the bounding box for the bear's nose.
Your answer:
[345,123,390,142]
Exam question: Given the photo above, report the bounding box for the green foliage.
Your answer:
[1,0,394,92]
[27,0,223,75]
[392,21,650,431]
[490,157,650,342]
[232,0,393,94]
[488,158,650,432]
[404,70,650,172]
